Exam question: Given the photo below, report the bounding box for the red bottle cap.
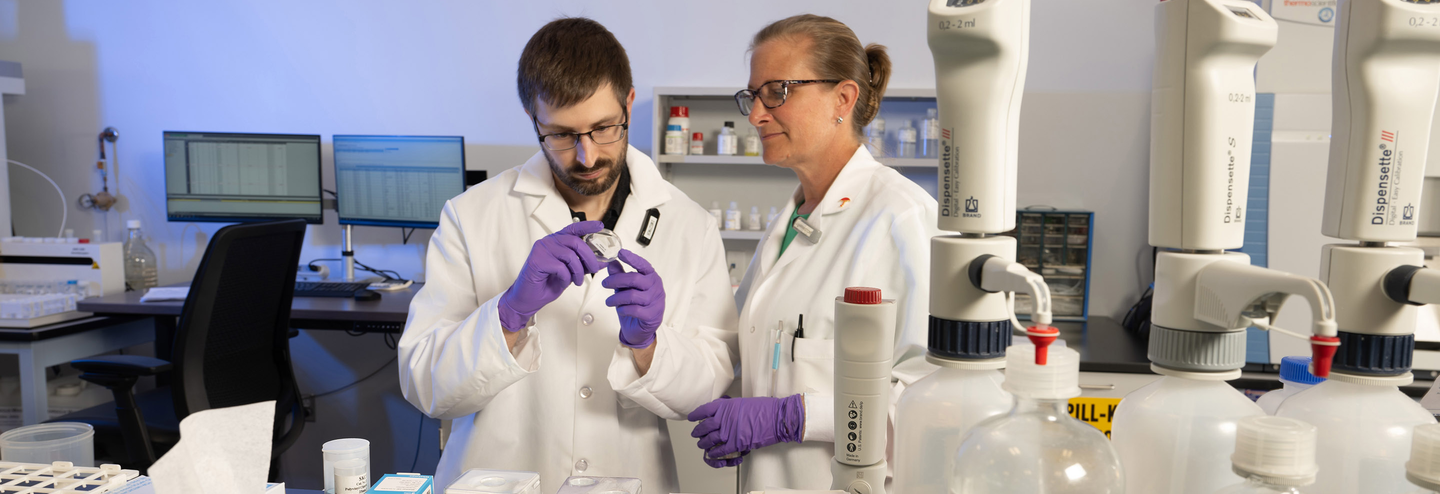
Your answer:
[1026,326,1060,365]
[692,132,704,141]
[78,239,90,244]
[670,106,689,118]
[843,287,881,305]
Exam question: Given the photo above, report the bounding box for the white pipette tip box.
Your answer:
[367,473,434,494]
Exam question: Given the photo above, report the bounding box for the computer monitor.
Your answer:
[332,135,466,229]
[163,131,324,224]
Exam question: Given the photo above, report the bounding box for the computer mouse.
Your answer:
[353,289,381,302]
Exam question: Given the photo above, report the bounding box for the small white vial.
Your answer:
[709,201,724,229]
[664,125,686,155]
[724,201,741,231]
[748,207,763,231]
[690,132,705,155]
[766,206,779,230]
[718,122,739,156]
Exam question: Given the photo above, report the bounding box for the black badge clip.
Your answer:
[637,208,661,247]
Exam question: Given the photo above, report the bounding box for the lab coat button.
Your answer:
[582,313,594,325]
[579,386,593,399]
[575,459,588,471]
[749,325,755,333]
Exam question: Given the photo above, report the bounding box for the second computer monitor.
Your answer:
[333,135,466,229]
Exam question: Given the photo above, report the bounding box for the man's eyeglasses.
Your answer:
[734,80,841,116]
[534,113,629,151]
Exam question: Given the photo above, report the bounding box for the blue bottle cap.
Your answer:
[1279,356,1324,385]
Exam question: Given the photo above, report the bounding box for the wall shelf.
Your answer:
[719,230,765,241]
[657,154,936,168]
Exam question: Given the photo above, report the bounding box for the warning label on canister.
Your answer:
[1068,397,1122,439]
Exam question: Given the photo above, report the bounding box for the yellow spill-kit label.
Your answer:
[1068,397,1122,439]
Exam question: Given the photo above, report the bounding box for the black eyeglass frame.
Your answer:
[734,79,842,116]
[532,112,630,151]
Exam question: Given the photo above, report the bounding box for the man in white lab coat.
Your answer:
[398,17,738,493]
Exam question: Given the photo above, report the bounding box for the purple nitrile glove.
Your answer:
[687,394,805,467]
[602,249,665,349]
[497,221,606,331]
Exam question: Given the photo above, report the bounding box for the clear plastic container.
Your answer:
[1256,356,1323,415]
[921,108,940,159]
[322,438,370,494]
[1111,375,1264,494]
[0,422,94,467]
[334,458,369,494]
[949,345,1123,493]
[446,469,541,494]
[583,230,623,263]
[122,220,158,292]
[898,121,918,159]
[1276,378,1437,494]
[893,362,1011,494]
[1409,424,1440,494]
[1211,416,1318,493]
[555,476,641,494]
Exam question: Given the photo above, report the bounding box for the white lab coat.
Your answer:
[398,146,739,493]
[734,146,938,492]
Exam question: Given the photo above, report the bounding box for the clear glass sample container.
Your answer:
[446,469,541,494]
[555,476,641,494]
[583,229,623,263]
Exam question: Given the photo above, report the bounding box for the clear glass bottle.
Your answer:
[1112,374,1265,494]
[1256,356,1323,415]
[894,358,1011,494]
[1276,377,1438,494]
[921,108,940,159]
[864,115,886,158]
[898,120,918,159]
[122,220,158,292]
[949,344,1123,494]
[1211,416,1318,494]
[743,128,761,157]
[1406,424,1440,494]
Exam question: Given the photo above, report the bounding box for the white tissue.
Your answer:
[148,400,275,494]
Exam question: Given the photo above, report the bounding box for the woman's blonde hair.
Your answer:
[751,14,891,137]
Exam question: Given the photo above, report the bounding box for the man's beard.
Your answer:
[547,143,627,196]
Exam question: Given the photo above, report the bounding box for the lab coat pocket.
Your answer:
[790,337,835,397]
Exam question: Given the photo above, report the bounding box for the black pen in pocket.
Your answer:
[790,314,805,362]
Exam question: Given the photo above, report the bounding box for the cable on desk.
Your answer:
[305,258,409,283]
[310,355,397,399]
[402,228,416,245]
[410,411,427,472]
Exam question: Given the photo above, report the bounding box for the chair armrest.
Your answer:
[71,355,173,377]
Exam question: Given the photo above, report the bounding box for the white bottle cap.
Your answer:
[1002,344,1080,399]
[729,201,738,209]
[126,220,141,229]
[751,206,759,213]
[1408,424,1440,490]
[1231,416,1318,486]
[712,201,720,209]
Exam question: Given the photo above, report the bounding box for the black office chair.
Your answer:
[52,219,309,477]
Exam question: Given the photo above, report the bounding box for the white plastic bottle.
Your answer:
[1276,375,1438,494]
[122,220,158,292]
[663,125,686,155]
[898,120,918,159]
[921,108,940,159]
[709,202,723,229]
[718,122,738,156]
[1255,356,1323,415]
[864,115,885,158]
[668,106,690,153]
[766,206,779,230]
[724,202,741,231]
[1112,373,1264,494]
[748,207,762,231]
[949,345,1123,494]
[1405,424,1440,494]
[894,356,1011,494]
[690,132,704,155]
[1211,416,1318,494]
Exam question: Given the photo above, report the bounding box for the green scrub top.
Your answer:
[778,202,811,259]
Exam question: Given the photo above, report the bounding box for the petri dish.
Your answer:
[584,229,623,263]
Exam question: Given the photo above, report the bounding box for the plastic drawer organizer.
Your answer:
[0,461,137,493]
[1003,209,1094,321]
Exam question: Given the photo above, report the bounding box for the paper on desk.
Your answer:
[140,287,189,303]
[148,400,275,494]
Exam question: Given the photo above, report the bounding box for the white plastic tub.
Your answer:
[0,422,94,467]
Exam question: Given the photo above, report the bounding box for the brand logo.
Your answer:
[941,134,954,216]
[963,196,980,219]
[1405,204,1416,221]
[1319,7,1334,23]
[1373,135,1396,226]
[941,129,951,140]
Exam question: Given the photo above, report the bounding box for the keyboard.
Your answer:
[294,281,371,298]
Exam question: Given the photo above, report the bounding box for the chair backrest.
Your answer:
[170,219,306,427]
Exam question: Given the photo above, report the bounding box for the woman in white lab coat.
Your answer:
[686,14,938,491]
